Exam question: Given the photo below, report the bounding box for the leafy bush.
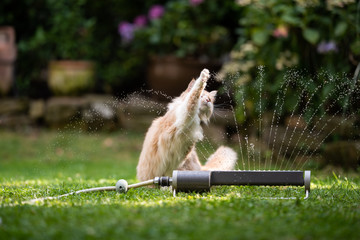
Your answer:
[0,0,167,96]
[218,0,360,123]
[118,0,241,61]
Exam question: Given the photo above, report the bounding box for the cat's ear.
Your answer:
[185,79,196,92]
[209,90,217,99]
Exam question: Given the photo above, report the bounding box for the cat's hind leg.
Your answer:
[202,146,237,171]
[177,148,202,171]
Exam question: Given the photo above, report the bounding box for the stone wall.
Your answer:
[0,95,359,169]
[0,94,235,134]
[0,94,164,132]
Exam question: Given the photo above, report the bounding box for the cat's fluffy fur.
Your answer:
[137,69,237,181]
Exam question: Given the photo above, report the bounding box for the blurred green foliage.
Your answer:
[0,0,167,96]
[1,0,360,105]
[219,0,360,124]
[133,0,240,59]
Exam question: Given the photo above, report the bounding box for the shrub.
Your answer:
[0,0,167,96]
[118,0,241,66]
[219,0,360,123]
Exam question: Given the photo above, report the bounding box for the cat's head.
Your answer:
[199,89,217,124]
[180,79,217,124]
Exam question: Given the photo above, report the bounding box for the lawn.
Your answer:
[0,130,359,240]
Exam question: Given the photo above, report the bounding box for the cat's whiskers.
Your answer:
[214,103,232,109]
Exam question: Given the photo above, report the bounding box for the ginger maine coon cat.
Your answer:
[137,69,237,181]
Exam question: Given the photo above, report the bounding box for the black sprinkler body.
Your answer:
[122,170,311,199]
[26,170,311,203]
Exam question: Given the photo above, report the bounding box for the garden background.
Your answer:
[0,0,360,239]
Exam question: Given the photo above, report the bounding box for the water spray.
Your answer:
[26,170,311,203]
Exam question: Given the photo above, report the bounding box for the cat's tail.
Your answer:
[202,146,237,171]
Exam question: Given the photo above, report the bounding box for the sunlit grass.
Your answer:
[0,130,359,239]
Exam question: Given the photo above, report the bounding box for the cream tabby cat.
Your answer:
[137,69,237,181]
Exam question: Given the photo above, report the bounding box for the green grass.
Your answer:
[0,130,359,240]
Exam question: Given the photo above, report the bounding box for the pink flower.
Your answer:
[148,5,165,20]
[134,15,147,28]
[118,21,134,43]
[272,25,288,38]
[189,0,204,6]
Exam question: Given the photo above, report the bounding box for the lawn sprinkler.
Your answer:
[25,170,311,203]
[116,170,311,199]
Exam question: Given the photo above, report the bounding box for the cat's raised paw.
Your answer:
[200,69,210,83]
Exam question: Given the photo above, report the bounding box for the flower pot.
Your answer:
[147,55,221,100]
[0,26,17,96]
[48,60,95,96]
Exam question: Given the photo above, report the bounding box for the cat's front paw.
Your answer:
[200,69,210,83]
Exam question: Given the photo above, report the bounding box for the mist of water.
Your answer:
[49,67,360,171]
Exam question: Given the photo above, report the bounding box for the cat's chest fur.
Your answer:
[137,68,212,180]
[156,109,203,176]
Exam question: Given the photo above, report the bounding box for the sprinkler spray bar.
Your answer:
[25,170,311,203]
[118,170,311,199]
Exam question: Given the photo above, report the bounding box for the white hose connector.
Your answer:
[115,179,128,193]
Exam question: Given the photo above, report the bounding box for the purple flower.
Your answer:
[189,0,204,6]
[317,41,338,54]
[118,21,134,43]
[148,5,165,20]
[134,15,147,28]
